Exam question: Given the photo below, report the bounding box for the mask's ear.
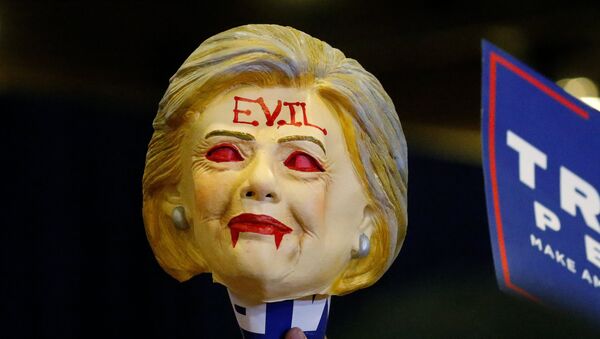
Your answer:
[352,205,375,252]
[161,186,190,226]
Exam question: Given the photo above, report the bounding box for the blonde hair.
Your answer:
[142,24,407,295]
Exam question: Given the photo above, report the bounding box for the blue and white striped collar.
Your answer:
[228,290,330,339]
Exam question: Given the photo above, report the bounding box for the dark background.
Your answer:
[2,1,600,338]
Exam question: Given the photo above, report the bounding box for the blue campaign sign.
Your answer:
[481,41,600,319]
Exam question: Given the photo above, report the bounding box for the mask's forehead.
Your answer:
[189,86,347,154]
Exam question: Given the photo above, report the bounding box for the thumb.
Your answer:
[285,327,307,339]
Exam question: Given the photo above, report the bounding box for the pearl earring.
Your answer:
[352,233,370,259]
[172,206,190,230]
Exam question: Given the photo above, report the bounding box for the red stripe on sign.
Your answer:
[494,54,590,120]
[488,53,511,285]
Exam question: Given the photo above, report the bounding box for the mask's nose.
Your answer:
[240,152,280,203]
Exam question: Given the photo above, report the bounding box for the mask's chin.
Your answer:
[218,273,328,304]
[210,232,313,303]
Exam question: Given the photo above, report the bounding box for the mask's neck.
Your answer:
[227,290,330,339]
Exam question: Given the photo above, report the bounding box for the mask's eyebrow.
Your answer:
[204,130,255,141]
[278,135,326,154]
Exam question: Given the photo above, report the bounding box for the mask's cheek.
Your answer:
[189,171,243,264]
[192,171,242,222]
[285,179,327,237]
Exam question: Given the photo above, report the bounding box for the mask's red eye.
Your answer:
[284,151,324,172]
[206,145,243,162]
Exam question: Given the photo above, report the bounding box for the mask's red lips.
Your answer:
[228,213,293,249]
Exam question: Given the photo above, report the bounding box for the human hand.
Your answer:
[285,327,307,339]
